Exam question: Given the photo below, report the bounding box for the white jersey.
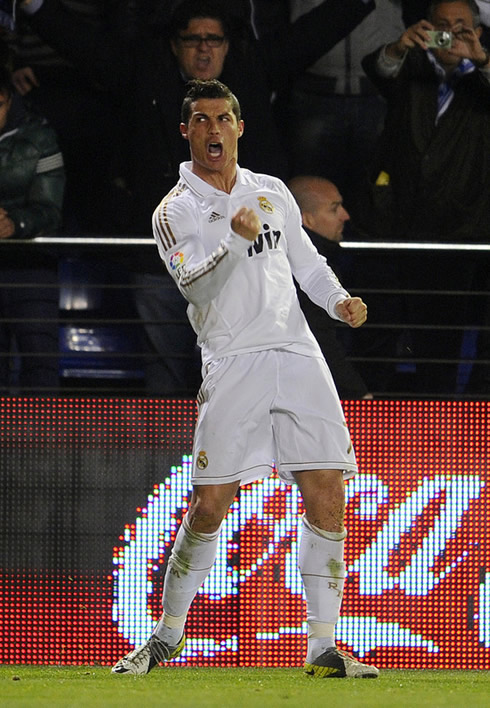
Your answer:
[152,163,350,367]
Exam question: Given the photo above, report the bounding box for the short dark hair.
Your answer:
[427,0,480,27]
[181,79,241,124]
[169,0,230,38]
[0,65,14,98]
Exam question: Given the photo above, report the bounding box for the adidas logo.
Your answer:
[208,211,225,223]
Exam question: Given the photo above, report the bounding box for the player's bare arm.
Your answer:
[231,207,261,242]
[335,297,367,329]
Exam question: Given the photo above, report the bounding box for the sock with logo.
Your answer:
[154,513,221,646]
[298,514,347,663]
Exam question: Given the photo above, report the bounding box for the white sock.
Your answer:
[154,514,221,645]
[298,514,346,663]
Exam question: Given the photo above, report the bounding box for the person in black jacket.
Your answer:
[351,0,490,396]
[289,175,372,400]
[20,0,375,232]
[0,63,65,392]
[7,0,127,234]
[355,0,490,242]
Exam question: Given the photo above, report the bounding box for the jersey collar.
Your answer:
[179,161,246,197]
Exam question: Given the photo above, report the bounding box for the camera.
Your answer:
[426,30,453,49]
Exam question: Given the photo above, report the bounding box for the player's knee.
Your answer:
[296,469,345,531]
[186,497,225,533]
[187,482,238,533]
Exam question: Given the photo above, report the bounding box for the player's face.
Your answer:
[0,90,12,133]
[171,18,229,80]
[430,2,482,68]
[180,97,244,179]
[310,184,350,243]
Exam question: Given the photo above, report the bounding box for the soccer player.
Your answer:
[112,79,378,679]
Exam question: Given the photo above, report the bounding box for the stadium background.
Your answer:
[1,396,488,669]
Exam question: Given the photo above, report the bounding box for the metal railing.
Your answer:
[0,237,488,399]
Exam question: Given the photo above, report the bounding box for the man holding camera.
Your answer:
[354,0,490,242]
[350,0,490,395]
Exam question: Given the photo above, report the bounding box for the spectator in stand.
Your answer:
[350,0,490,395]
[288,175,372,399]
[0,61,65,393]
[19,0,375,233]
[357,0,490,241]
[5,0,128,234]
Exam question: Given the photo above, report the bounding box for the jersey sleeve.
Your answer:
[152,190,250,306]
[280,183,351,321]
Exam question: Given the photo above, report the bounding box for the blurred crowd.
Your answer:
[0,0,488,397]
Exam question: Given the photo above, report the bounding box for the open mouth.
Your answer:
[208,142,223,157]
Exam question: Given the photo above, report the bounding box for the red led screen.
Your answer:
[0,398,488,669]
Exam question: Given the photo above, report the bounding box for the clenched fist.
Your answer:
[231,207,261,242]
[335,297,367,328]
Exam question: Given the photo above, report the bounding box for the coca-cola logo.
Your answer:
[112,458,487,667]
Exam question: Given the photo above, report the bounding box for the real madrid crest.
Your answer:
[196,450,208,470]
[258,196,274,214]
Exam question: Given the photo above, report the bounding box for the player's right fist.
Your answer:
[231,207,261,242]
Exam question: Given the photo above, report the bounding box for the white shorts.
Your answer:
[191,349,357,486]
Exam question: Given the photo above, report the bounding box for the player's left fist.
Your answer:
[335,297,367,328]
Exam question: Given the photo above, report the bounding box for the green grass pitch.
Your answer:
[1,666,489,708]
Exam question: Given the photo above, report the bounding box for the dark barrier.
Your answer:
[0,237,488,399]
